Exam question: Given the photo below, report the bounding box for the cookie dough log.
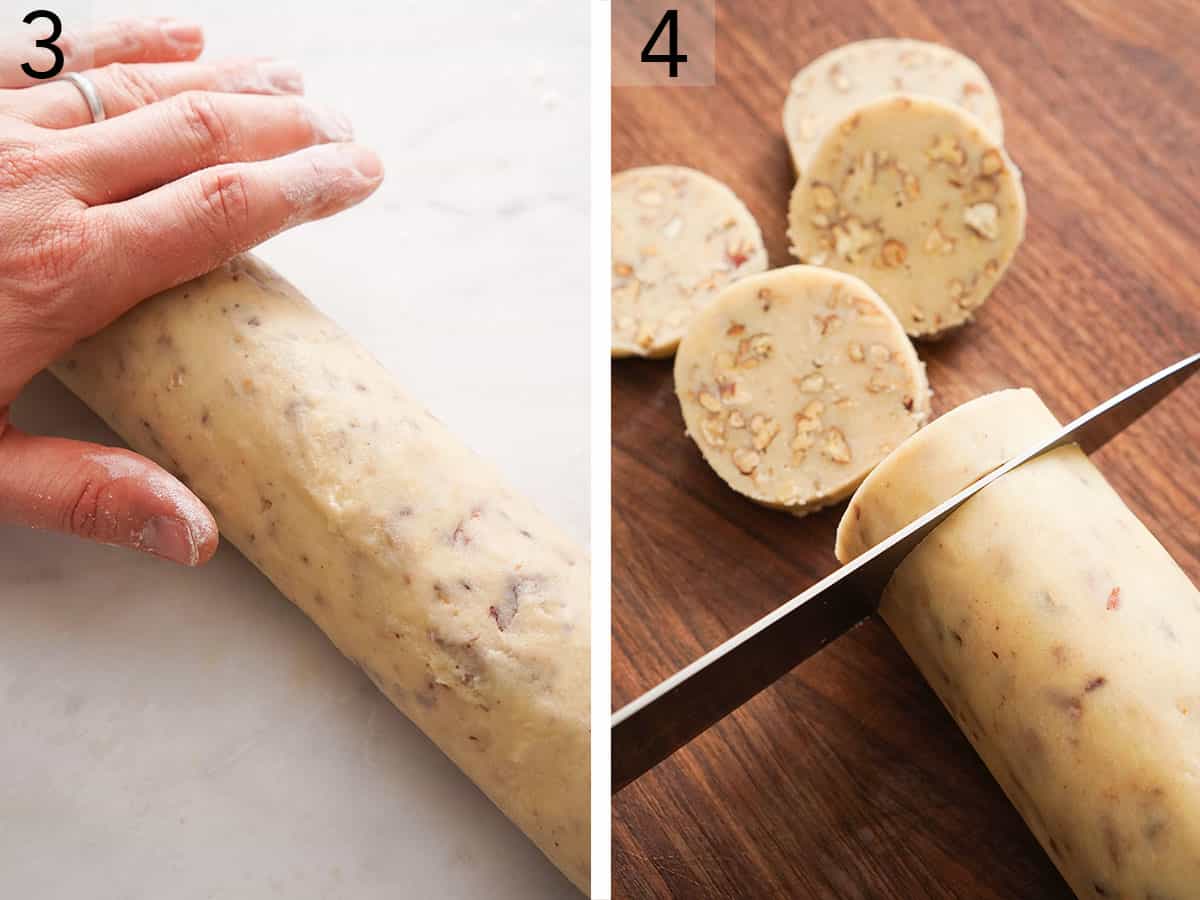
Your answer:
[51,256,590,892]
[612,165,767,358]
[783,39,1004,177]
[788,94,1026,338]
[674,265,930,515]
[836,390,1200,899]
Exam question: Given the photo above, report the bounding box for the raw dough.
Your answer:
[612,165,767,358]
[674,265,930,515]
[787,94,1026,338]
[836,388,1060,560]
[837,389,1200,898]
[782,38,1004,177]
[52,256,591,892]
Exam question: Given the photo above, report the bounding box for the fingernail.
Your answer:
[308,104,355,142]
[259,60,304,94]
[161,19,204,51]
[339,142,384,181]
[139,515,199,566]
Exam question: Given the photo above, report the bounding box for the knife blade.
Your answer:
[613,351,1200,793]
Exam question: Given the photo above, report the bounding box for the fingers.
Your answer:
[64,91,350,205]
[86,142,383,314]
[0,16,204,89]
[0,427,218,566]
[5,57,304,129]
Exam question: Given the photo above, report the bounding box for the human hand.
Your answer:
[0,16,384,565]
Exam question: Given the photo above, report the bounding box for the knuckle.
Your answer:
[176,91,234,161]
[101,62,161,108]
[193,167,252,243]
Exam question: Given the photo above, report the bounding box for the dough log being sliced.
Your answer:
[51,255,591,892]
[674,265,930,516]
[837,390,1200,899]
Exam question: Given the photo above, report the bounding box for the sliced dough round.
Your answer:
[782,38,1004,177]
[674,265,931,515]
[612,165,767,358]
[787,94,1026,338]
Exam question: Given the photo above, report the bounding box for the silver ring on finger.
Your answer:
[58,72,106,123]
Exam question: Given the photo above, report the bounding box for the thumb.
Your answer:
[0,426,218,566]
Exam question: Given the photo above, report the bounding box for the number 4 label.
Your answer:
[641,9,688,78]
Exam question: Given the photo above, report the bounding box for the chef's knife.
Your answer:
[613,351,1200,793]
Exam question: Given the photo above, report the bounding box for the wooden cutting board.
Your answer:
[611,1,1200,897]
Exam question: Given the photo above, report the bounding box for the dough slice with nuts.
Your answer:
[787,94,1026,338]
[674,265,931,515]
[783,38,1004,177]
[613,165,767,358]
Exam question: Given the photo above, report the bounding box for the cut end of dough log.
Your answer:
[835,387,1061,562]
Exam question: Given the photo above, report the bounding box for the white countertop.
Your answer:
[0,1,588,897]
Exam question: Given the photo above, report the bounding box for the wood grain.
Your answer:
[611,1,1200,897]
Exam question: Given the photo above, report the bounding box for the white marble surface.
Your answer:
[0,1,588,897]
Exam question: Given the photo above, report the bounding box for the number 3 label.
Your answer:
[21,9,65,80]
[641,10,688,78]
